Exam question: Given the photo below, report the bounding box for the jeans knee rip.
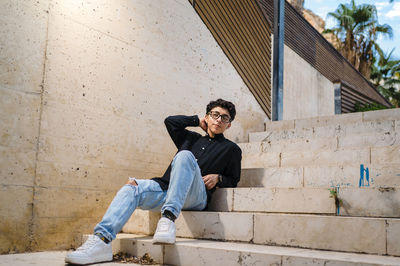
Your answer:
[124,183,139,197]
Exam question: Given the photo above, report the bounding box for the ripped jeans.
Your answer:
[93,150,207,241]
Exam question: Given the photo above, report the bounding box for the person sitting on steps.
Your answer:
[65,98,242,265]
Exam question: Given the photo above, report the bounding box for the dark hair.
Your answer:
[206,99,236,121]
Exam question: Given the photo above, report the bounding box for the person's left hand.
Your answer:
[202,174,219,190]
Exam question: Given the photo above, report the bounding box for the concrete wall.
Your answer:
[283,46,335,120]
[0,0,48,253]
[0,0,267,253]
[271,35,335,120]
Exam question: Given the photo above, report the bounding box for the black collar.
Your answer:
[206,133,225,141]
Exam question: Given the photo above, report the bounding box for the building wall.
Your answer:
[283,45,335,120]
[0,0,48,253]
[0,0,267,252]
[270,36,335,120]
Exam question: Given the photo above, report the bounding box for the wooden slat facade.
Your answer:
[340,81,376,113]
[189,0,272,118]
[257,0,392,110]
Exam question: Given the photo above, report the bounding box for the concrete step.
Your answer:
[252,108,400,138]
[173,212,400,256]
[113,233,400,266]
[207,187,336,214]
[240,131,398,154]
[338,187,400,217]
[260,109,400,132]
[241,145,400,168]
[122,188,400,240]
[239,167,304,188]
[122,189,330,237]
[208,187,400,218]
[239,163,400,188]
[122,209,160,236]
[249,117,398,143]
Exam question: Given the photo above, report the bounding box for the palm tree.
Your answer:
[324,0,393,79]
[371,48,400,107]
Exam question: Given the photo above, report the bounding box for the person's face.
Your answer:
[205,106,232,136]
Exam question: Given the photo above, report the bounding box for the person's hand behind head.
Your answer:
[199,116,208,133]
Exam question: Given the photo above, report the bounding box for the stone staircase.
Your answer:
[109,108,400,265]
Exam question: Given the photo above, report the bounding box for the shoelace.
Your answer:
[158,219,171,231]
[76,236,98,251]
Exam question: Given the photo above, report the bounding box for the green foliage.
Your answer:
[329,188,343,214]
[325,1,399,107]
[329,188,338,198]
[371,47,400,107]
[325,0,393,79]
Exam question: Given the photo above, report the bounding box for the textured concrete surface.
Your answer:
[263,108,399,132]
[239,167,304,188]
[363,108,400,122]
[0,251,147,266]
[122,209,160,236]
[121,210,398,256]
[0,0,47,253]
[115,234,400,266]
[175,212,253,242]
[206,188,234,212]
[250,118,397,143]
[371,145,400,164]
[283,44,335,120]
[168,186,399,217]
[387,219,400,256]
[232,188,335,214]
[241,151,280,168]
[338,132,397,149]
[281,147,370,167]
[304,164,400,188]
[2,236,400,266]
[254,214,387,255]
[1,0,268,253]
[242,140,398,170]
[338,188,400,217]
[0,251,69,266]
[247,129,397,154]
[205,187,335,214]
[295,112,364,129]
[240,137,338,154]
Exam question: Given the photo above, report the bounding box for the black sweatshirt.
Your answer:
[152,115,242,201]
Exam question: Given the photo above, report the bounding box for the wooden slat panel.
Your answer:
[200,0,271,108]
[228,0,271,75]
[342,90,374,105]
[194,1,270,113]
[190,0,272,118]
[205,0,270,101]
[341,83,377,112]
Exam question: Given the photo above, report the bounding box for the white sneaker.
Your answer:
[152,217,176,244]
[65,235,112,265]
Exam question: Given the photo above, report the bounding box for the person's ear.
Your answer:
[226,122,231,129]
[204,114,209,124]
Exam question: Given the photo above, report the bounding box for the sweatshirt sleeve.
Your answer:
[164,115,200,149]
[218,144,242,188]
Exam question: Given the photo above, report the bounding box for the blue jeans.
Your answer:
[94,150,207,241]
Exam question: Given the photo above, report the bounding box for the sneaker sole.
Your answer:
[65,255,112,265]
[152,237,175,245]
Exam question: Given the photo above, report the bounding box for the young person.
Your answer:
[65,99,242,265]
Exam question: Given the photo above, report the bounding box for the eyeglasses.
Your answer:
[208,111,231,123]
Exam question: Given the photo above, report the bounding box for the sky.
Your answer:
[303,0,400,59]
